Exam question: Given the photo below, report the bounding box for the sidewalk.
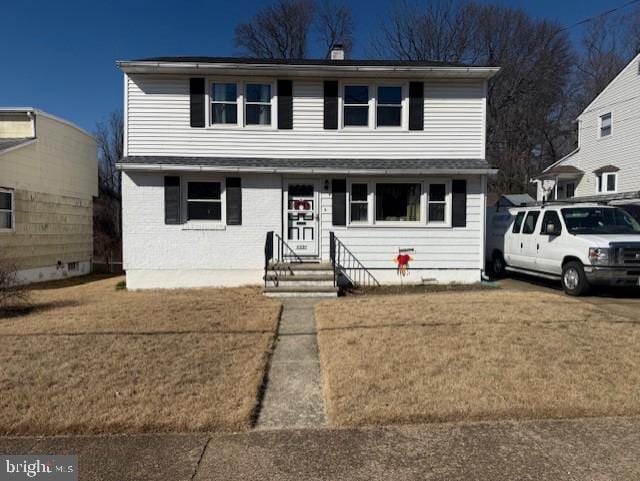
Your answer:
[2,416,639,480]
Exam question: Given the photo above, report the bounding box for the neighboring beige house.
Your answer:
[0,108,98,283]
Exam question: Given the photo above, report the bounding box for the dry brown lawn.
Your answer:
[316,288,640,427]
[0,275,281,435]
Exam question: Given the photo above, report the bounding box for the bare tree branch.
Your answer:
[235,0,315,58]
[316,1,354,58]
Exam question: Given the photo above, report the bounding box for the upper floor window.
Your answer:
[599,112,612,137]
[211,83,238,125]
[245,83,272,126]
[344,85,369,127]
[376,86,402,127]
[0,189,14,231]
[597,172,617,194]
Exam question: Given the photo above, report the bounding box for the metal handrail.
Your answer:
[329,231,380,288]
[264,231,303,287]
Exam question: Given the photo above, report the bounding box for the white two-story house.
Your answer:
[117,48,499,292]
[534,52,640,204]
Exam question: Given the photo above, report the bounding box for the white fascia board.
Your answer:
[116,162,497,175]
[116,61,500,79]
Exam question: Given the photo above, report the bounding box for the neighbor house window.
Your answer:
[344,86,369,127]
[599,112,612,137]
[375,183,421,222]
[427,183,447,223]
[186,181,222,221]
[245,83,272,125]
[376,86,402,127]
[566,182,575,198]
[350,183,369,222]
[596,172,617,194]
[211,83,237,125]
[0,189,13,231]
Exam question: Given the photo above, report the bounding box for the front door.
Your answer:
[284,180,319,257]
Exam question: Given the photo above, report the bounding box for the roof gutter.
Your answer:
[117,162,498,175]
[116,61,500,79]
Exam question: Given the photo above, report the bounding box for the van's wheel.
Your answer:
[492,251,506,278]
[562,261,590,296]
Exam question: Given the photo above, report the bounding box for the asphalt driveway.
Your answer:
[499,274,640,319]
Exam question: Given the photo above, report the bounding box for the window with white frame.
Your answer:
[245,83,272,125]
[427,183,447,222]
[375,183,421,222]
[599,112,612,137]
[376,86,402,127]
[0,189,13,231]
[344,85,369,127]
[186,181,222,221]
[597,172,617,194]
[350,183,369,222]
[211,83,238,125]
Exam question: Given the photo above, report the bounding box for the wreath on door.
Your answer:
[293,200,311,210]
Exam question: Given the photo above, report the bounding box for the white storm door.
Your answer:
[284,181,319,257]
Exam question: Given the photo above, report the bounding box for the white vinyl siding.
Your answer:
[126,75,486,159]
[557,54,640,197]
[321,176,482,271]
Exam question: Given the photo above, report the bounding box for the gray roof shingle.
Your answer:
[119,156,494,173]
[0,138,34,153]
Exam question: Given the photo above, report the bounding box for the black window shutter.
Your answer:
[226,177,242,225]
[164,176,181,225]
[190,78,205,128]
[332,179,346,226]
[277,80,293,129]
[324,81,339,130]
[452,179,467,227]
[409,81,424,131]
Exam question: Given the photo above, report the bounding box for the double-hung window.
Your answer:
[0,189,13,231]
[375,183,421,222]
[597,172,617,194]
[599,113,612,138]
[427,183,447,223]
[344,86,369,127]
[245,83,272,125]
[211,83,238,125]
[376,86,402,127]
[186,181,222,221]
[350,183,369,222]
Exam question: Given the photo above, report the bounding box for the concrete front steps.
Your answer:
[263,262,339,297]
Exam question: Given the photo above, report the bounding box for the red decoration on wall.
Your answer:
[395,252,414,277]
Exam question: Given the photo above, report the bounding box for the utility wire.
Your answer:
[559,0,640,31]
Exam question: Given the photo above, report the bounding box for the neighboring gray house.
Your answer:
[534,52,640,203]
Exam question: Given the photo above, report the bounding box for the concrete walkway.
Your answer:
[2,417,640,480]
[256,298,327,429]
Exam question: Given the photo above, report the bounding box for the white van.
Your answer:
[488,203,640,295]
